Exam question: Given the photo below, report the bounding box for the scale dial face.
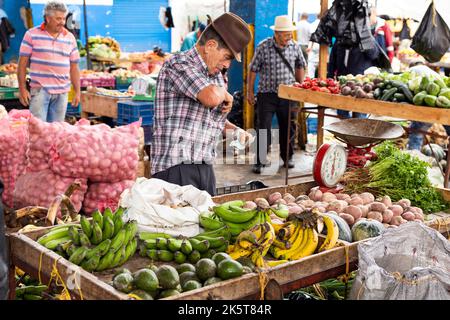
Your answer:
[313,144,348,188]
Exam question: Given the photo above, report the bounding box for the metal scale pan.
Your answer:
[323,118,405,147]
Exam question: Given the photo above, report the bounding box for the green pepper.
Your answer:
[426,82,440,96]
[436,96,450,108]
[412,91,427,106]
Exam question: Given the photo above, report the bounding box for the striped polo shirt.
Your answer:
[19,23,80,94]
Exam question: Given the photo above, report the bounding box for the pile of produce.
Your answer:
[138,226,231,264]
[112,253,246,299]
[341,141,448,214]
[292,77,340,94]
[111,69,143,80]
[410,76,450,107]
[88,36,120,60]
[0,73,18,87]
[15,270,49,300]
[0,62,18,73]
[36,208,138,272]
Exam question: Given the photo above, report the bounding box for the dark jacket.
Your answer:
[327,42,380,77]
[0,180,8,300]
[0,17,15,53]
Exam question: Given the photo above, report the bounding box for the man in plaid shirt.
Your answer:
[248,15,306,174]
[151,13,252,195]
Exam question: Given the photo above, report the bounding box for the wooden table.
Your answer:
[80,92,131,119]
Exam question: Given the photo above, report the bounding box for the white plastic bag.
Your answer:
[119,178,215,237]
[350,222,450,300]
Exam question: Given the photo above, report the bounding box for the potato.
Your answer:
[296,195,310,202]
[338,213,355,226]
[321,192,337,203]
[396,199,411,209]
[274,198,287,205]
[345,205,362,220]
[327,200,348,213]
[286,202,298,207]
[303,200,315,208]
[367,211,383,223]
[357,205,369,218]
[268,192,282,205]
[388,205,403,217]
[381,195,392,207]
[283,193,296,203]
[390,216,404,226]
[335,193,351,201]
[308,189,323,202]
[382,209,393,223]
[288,206,303,214]
[255,198,270,209]
[414,212,424,221]
[243,201,257,210]
[349,197,363,206]
[360,192,375,205]
[401,211,415,221]
[411,207,423,215]
[350,193,360,198]
[370,202,387,213]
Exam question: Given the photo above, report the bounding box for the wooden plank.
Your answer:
[8,233,130,300]
[80,92,130,119]
[278,85,450,125]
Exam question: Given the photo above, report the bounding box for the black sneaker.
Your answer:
[252,164,262,174]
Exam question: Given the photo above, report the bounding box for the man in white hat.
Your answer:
[248,15,306,174]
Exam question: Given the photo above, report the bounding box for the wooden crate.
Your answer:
[80,92,131,119]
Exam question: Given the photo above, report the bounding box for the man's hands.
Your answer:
[220,91,233,114]
[71,90,80,108]
[19,88,30,106]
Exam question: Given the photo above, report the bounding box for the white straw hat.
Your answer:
[270,15,297,32]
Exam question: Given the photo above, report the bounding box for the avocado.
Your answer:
[217,259,243,280]
[114,268,131,278]
[237,257,255,270]
[156,265,180,290]
[130,289,153,300]
[179,271,200,286]
[182,280,202,292]
[158,289,181,299]
[176,263,196,274]
[113,272,134,293]
[195,258,217,281]
[212,252,231,266]
[203,277,222,287]
[133,268,159,292]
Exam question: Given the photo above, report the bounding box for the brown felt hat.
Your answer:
[206,12,252,62]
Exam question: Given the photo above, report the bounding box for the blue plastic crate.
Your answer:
[117,100,154,125]
[307,117,318,134]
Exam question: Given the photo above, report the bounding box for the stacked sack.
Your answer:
[0,110,31,207]
[12,115,140,215]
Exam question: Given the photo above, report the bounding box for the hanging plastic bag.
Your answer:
[350,223,450,300]
[411,2,450,63]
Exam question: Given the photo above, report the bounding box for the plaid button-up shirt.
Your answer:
[151,47,227,175]
[249,37,305,94]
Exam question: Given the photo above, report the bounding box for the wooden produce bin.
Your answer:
[80,92,131,119]
[8,180,450,300]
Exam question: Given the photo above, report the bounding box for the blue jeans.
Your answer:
[29,87,68,122]
[337,110,367,119]
[408,121,432,150]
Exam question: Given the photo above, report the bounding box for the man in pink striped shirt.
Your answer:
[18,1,80,122]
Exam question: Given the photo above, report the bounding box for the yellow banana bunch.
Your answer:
[318,214,339,252]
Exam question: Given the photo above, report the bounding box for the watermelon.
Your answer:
[351,218,385,242]
[322,212,352,242]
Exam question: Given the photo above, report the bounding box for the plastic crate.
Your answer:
[117,100,154,125]
[142,125,153,145]
[115,77,134,90]
[307,117,318,134]
[0,87,19,100]
[215,180,268,196]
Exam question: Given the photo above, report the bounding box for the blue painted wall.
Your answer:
[2,0,28,63]
[1,1,170,63]
[228,0,289,94]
